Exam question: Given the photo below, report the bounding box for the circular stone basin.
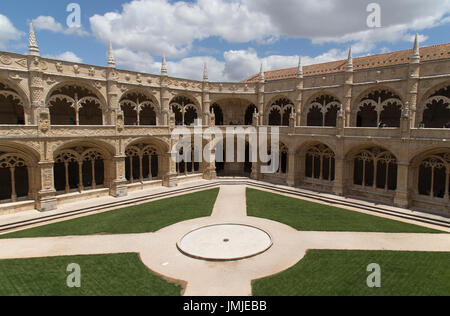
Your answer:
[177,224,273,261]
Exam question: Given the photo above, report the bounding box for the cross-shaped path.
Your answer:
[0,186,448,296]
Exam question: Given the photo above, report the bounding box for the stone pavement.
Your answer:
[0,185,448,296]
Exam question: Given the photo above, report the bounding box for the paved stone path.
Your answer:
[0,185,448,296]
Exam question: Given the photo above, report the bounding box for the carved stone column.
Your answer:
[28,56,44,125]
[160,76,170,126]
[202,80,211,126]
[295,78,303,127]
[333,137,346,196]
[36,161,57,212]
[286,150,296,187]
[163,135,178,187]
[110,155,128,198]
[257,80,265,125]
[333,156,345,196]
[394,161,410,208]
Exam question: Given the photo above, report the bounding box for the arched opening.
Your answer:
[176,146,200,176]
[282,106,292,127]
[210,104,224,126]
[266,143,289,175]
[121,103,137,126]
[305,144,335,181]
[49,98,76,125]
[120,91,158,126]
[357,103,378,127]
[307,95,341,127]
[170,96,198,126]
[325,104,340,127]
[307,106,323,127]
[418,153,449,198]
[48,85,103,126]
[184,106,198,126]
[268,108,281,126]
[140,104,157,126]
[356,89,402,128]
[268,98,294,126]
[0,83,25,125]
[0,153,31,202]
[422,93,450,128]
[380,101,402,128]
[244,104,257,125]
[125,144,160,183]
[353,147,397,191]
[79,100,103,125]
[172,105,183,126]
[54,147,106,194]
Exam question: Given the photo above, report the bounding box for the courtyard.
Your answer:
[0,182,448,296]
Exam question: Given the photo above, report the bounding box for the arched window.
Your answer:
[305,144,335,181]
[170,96,198,126]
[307,95,341,127]
[357,90,403,127]
[418,153,450,199]
[54,147,105,194]
[353,147,397,191]
[79,99,103,125]
[0,153,30,202]
[140,103,157,126]
[422,86,450,128]
[125,144,160,184]
[210,104,224,126]
[268,107,281,126]
[48,85,103,126]
[268,98,294,126]
[176,146,200,176]
[120,92,158,126]
[245,104,257,125]
[0,83,25,125]
[307,106,323,127]
[357,102,378,127]
[267,144,289,175]
[184,106,198,126]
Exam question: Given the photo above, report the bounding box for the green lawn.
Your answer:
[1,189,219,239]
[247,188,441,233]
[0,253,182,296]
[252,250,450,296]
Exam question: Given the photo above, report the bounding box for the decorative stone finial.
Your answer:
[346,46,353,72]
[107,41,115,68]
[28,23,40,56]
[203,62,208,81]
[161,54,168,76]
[259,63,265,82]
[297,56,303,78]
[410,34,420,64]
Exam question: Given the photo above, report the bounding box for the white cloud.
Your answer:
[113,47,349,82]
[89,0,450,57]
[0,14,23,49]
[32,16,89,36]
[89,0,274,58]
[44,51,83,63]
[88,0,450,81]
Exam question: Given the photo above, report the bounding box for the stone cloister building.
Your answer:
[0,24,449,217]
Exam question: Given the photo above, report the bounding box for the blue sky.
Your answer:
[0,0,449,81]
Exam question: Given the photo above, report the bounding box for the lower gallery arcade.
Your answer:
[0,138,449,217]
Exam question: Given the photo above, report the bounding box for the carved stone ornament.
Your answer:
[0,55,13,65]
[56,62,63,72]
[38,110,51,133]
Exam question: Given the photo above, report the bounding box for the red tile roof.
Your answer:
[243,43,450,83]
